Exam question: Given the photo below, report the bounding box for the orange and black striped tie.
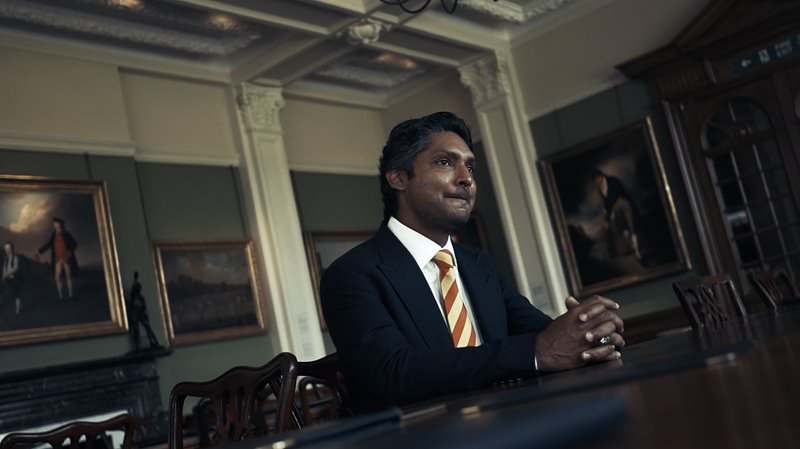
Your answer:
[432,249,477,347]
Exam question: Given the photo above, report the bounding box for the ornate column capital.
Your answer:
[458,52,511,107]
[236,83,286,134]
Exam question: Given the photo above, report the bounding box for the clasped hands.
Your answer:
[535,295,625,371]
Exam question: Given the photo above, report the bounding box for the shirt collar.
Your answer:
[387,217,456,270]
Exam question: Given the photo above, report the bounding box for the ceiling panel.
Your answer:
[0,0,597,105]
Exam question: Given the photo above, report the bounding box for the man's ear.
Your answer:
[386,170,407,191]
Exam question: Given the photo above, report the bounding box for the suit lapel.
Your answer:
[374,226,453,349]
[455,246,505,342]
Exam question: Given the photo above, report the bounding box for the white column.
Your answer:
[459,52,567,316]
[233,83,325,360]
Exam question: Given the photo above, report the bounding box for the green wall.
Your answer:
[291,172,379,354]
[0,150,275,407]
[292,172,382,233]
[530,80,706,318]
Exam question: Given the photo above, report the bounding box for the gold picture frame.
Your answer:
[153,240,265,346]
[0,175,126,347]
[303,231,374,330]
[540,118,691,296]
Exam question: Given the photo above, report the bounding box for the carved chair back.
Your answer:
[168,352,298,449]
[294,353,352,428]
[0,414,138,449]
[748,267,799,310]
[673,275,748,329]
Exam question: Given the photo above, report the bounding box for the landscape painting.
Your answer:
[153,240,264,346]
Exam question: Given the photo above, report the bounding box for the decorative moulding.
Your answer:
[288,162,379,176]
[459,52,511,106]
[510,0,614,46]
[0,28,231,84]
[461,0,576,24]
[0,131,136,157]
[393,10,508,51]
[340,18,392,45]
[0,132,240,166]
[236,84,286,134]
[134,148,240,167]
[314,64,419,88]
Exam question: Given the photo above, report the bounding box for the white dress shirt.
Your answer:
[387,217,483,345]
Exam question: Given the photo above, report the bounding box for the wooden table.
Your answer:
[612,310,800,448]
[220,306,800,449]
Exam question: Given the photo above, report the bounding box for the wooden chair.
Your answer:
[294,353,352,428]
[0,413,139,449]
[748,267,799,310]
[168,352,298,449]
[673,275,748,329]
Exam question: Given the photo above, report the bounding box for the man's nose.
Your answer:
[457,166,474,187]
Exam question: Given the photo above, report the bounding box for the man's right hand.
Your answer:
[534,295,625,371]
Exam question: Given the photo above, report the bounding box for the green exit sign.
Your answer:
[731,34,800,74]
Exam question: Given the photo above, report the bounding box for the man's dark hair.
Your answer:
[378,111,474,220]
[53,217,65,226]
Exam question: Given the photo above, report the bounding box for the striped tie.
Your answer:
[432,249,477,348]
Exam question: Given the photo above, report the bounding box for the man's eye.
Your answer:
[467,165,475,173]
[436,159,452,167]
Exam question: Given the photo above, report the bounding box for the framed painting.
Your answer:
[540,118,691,297]
[303,230,374,330]
[0,176,125,347]
[153,240,265,346]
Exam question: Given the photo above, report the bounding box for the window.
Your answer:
[702,99,800,279]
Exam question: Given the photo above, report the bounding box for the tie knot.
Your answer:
[432,249,454,271]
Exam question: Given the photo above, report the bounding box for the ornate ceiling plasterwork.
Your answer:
[461,0,576,24]
[0,0,597,106]
[314,64,423,88]
[340,18,392,45]
[72,0,261,35]
[0,0,260,56]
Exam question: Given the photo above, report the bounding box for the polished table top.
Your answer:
[226,306,800,449]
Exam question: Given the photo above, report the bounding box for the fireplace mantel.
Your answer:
[0,349,170,438]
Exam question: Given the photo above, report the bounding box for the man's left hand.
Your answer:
[534,295,625,371]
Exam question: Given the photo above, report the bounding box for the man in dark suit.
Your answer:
[321,111,625,412]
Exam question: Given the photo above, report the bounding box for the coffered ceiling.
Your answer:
[0,0,596,107]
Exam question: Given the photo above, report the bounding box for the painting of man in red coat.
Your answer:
[38,217,79,300]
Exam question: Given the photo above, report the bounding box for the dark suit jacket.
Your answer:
[321,224,553,411]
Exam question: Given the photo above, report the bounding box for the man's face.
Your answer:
[389,131,477,244]
[3,244,11,256]
[53,221,62,232]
